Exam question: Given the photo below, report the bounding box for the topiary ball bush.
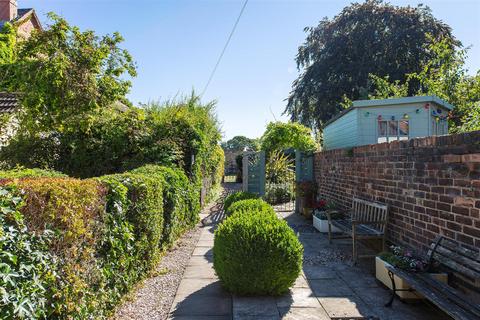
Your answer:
[226,198,275,216]
[223,191,258,212]
[213,210,303,295]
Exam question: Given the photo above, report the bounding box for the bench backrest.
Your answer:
[351,198,389,232]
[427,236,480,287]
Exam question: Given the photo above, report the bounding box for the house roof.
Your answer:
[0,93,18,113]
[324,95,454,128]
[0,8,42,30]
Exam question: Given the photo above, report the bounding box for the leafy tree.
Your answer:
[260,122,317,155]
[0,13,137,134]
[369,36,480,133]
[285,0,457,130]
[221,136,259,152]
[0,23,16,64]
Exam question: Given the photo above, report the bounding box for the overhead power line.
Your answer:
[200,0,249,98]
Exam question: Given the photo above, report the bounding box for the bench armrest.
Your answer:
[325,210,341,223]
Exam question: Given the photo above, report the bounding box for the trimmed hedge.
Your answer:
[0,164,203,319]
[226,199,275,216]
[213,209,303,295]
[0,166,66,179]
[223,191,258,212]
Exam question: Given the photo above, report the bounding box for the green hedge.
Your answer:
[223,191,259,212]
[0,164,202,319]
[213,208,303,295]
[0,166,66,179]
[226,199,275,216]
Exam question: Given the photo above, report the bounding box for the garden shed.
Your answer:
[322,96,453,150]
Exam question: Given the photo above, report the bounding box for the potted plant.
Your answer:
[312,200,342,233]
[376,245,447,300]
[296,181,315,218]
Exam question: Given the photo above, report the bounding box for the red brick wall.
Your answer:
[314,131,480,253]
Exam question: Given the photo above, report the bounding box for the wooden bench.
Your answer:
[385,236,480,320]
[326,198,389,264]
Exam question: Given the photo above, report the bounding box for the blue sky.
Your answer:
[22,0,480,141]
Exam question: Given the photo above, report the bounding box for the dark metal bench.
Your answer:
[385,236,480,320]
[327,198,389,264]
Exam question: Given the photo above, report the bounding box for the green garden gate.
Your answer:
[242,151,266,196]
[243,150,314,213]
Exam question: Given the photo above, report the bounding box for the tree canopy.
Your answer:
[369,36,480,133]
[285,0,457,130]
[221,136,259,152]
[260,122,317,155]
[0,13,137,134]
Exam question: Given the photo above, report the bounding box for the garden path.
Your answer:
[168,184,450,320]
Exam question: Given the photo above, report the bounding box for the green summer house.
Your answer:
[322,96,454,150]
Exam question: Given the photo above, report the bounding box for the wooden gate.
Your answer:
[242,151,266,196]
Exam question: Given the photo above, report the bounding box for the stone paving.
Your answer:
[168,185,450,320]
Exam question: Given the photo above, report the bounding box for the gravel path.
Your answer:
[112,226,202,320]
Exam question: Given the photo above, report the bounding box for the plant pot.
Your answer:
[313,213,342,233]
[302,207,313,219]
[375,257,448,300]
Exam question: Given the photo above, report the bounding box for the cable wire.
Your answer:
[200,0,249,98]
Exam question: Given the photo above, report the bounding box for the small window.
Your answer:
[378,120,409,143]
[432,119,447,136]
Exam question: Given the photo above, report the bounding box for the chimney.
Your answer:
[0,0,17,22]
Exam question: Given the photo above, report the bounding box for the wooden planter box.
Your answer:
[313,213,341,233]
[375,257,448,300]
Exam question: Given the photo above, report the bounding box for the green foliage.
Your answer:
[0,23,16,64]
[260,122,317,155]
[223,191,259,213]
[221,136,259,152]
[0,166,66,179]
[285,0,457,129]
[264,184,295,205]
[0,13,136,135]
[131,165,200,247]
[369,36,480,133]
[0,186,58,319]
[266,150,294,184]
[213,209,303,295]
[226,198,275,216]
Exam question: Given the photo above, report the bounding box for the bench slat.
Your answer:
[386,266,479,320]
[434,246,480,278]
[439,237,480,262]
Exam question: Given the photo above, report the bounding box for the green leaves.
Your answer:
[260,121,317,155]
[0,13,136,135]
[0,186,58,319]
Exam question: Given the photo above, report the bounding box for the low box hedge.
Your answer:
[223,191,259,212]
[226,198,275,216]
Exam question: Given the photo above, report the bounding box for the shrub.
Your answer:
[214,209,303,295]
[131,165,200,247]
[226,198,275,216]
[0,185,58,319]
[0,166,66,179]
[264,183,295,205]
[1,177,107,318]
[223,191,258,212]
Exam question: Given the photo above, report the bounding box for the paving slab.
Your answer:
[192,246,213,256]
[278,307,329,320]
[188,255,213,266]
[170,295,232,317]
[182,264,217,279]
[337,270,378,288]
[292,275,309,288]
[309,278,354,297]
[233,296,279,318]
[303,266,337,280]
[196,239,214,247]
[275,287,321,308]
[168,316,231,320]
[317,296,376,319]
[175,278,226,297]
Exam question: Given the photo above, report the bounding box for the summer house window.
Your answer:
[377,120,409,143]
